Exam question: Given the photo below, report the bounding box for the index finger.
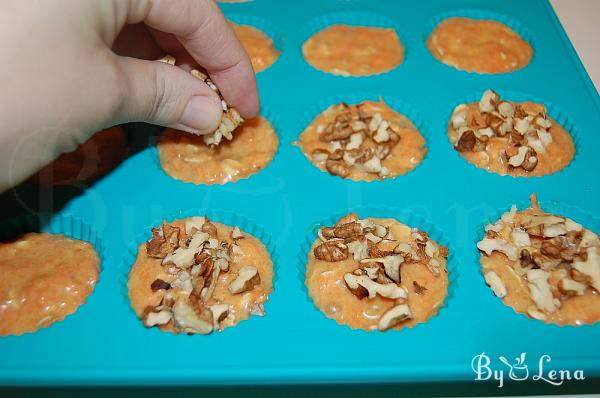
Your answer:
[130,0,259,118]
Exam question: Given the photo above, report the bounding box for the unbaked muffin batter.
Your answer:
[478,195,600,326]
[231,23,280,73]
[448,89,574,177]
[0,233,99,336]
[297,100,426,181]
[128,217,273,334]
[302,25,404,76]
[158,116,278,185]
[306,213,449,331]
[427,17,532,73]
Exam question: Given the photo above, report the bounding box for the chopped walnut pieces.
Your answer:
[378,303,412,331]
[438,245,449,258]
[343,273,407,300]
[314,214,448,330]
[484,271,507,298]
[144,309,172,327]
[314,240,349,262]
[209,303,230,331]
[311,148,329,162]
[347,240,369,261]
[479,195,600,321]
[519,249,537,269]
[367,241,395,258]
[320,222,363,240]
[146,223,180,258]
[250,303,266,316]
[140,218,269,334]
[150,279,172,292]
[451,90,555,173]
[172,300,213,334]
[527,269,558,314]
[325,159,350,177]
[188,68,244,146]
[201,220,218,237]
[157,54,176,65]
[477,237,518,261]
[193,252,213,274]
[311,102,409,179]
[413,281,427,295]
[540,240,561,258]
[455,129,476,152]
[228,266,261,294]
[344,274,368,299]
[199,265,220,302]
[558,278,586,296]
[573,247,600,292]
[364,255,403,283]
[479,89,499,113]
[230,226,244,240]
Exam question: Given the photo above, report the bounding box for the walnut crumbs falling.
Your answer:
[305,213,449,331]
[296,100,427,181]
[448,89,575,177]
[478,194,600,326]
[127,217,273,334]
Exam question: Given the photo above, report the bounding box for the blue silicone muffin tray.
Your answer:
[1,0,599,387]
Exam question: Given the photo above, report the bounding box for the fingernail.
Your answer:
[179,96,219,134]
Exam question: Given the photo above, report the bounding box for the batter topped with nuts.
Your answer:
[478,195,600,325]
[128,217,273,334]
[297,100,427,181]
[305,213,449,331]
[448,90,574,177]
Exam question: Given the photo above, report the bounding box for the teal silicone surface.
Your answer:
[0,0,599,386]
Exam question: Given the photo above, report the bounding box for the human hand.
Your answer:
[0,0,258,190]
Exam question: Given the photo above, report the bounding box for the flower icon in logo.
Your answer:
[499,352,529,381]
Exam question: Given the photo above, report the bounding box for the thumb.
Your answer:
[115,56,222,135]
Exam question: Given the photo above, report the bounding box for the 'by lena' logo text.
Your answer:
[471,352,585,388]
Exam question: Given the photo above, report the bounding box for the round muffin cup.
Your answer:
[298,11,410,78]
[475,197,600,327]
[0,212,104,336]
[295,91,430,182]
[445,89,579,179]
[120,208,279,336]
[424,9,536,75]
[152,107,281,186]
[226,13,284,73]
[297,205,457,332]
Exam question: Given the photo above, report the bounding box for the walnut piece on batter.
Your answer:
[310,103,401,179]
[141,217,260,334]
[314,214,449,331]
[477,194,600,322]
[450,89,555,173]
